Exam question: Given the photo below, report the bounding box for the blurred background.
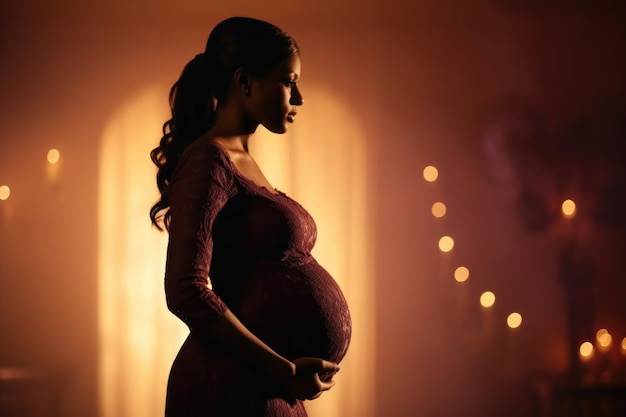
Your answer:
[1,0,626,416]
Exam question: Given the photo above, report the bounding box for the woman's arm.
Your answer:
[209,309,340,400]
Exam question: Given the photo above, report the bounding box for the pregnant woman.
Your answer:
[149,17,351,416]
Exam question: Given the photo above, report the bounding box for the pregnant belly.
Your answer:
[228,259,351,365]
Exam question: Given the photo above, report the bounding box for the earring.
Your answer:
[244,87,250,96]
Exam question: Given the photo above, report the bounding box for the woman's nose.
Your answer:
[290,86,303,106]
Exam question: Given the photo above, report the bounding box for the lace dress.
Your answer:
[163,140,352,417]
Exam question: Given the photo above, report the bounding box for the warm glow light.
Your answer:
[561,199,576,217]
[99,87,182,417]
[0,185,10,200]
[621,338,626,356]
[580,341,594,361]
[480,291,495,308]
[438,235,454,252]
[431,201,446,218]
[100,86,375,417]
[507,312,522,329]
[454,266,469,283]
[423,165,438,182]
[596,328,612,351]
[47,149,60,164]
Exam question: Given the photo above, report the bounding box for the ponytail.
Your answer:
[149,54,215,230]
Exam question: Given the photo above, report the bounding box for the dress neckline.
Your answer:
[204,140,285,198]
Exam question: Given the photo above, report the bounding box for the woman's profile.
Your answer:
[149,17,351,416]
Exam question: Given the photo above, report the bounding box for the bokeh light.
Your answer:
[438,235,454,252]
[621,337,626,356]
[0,185,10,201]
[580,341,594,361]
[423,165,438,182]
[480,291,495,308]
[454,266,469,283]
[431,201,446,218]
[596,329,612,352]
[507,312,522,329]
[47,149,60,164]
[561,199,576,217]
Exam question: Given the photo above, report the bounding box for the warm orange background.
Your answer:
[1,1,626,416]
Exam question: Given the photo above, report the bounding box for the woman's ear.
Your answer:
[233,67,251,97]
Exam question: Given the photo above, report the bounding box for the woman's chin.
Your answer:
[264,124,289,134]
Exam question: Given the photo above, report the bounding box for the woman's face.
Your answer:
[246,54,303,134]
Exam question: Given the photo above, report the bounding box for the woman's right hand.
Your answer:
[283,357,340,400]
[202,310,341,401]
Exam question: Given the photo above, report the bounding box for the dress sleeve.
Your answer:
[164,144,235,330]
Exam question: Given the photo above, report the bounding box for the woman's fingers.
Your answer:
[295,357,340,373]
[318,378,336,392]
[318,359,340,373]
[289,357,341,400]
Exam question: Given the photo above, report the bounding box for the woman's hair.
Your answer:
[149,17,299,230]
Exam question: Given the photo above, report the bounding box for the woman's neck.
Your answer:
[206,101,258,152]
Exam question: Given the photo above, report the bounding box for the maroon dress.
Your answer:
[163,140,351,417]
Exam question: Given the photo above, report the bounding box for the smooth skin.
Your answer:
[194,55,339,401]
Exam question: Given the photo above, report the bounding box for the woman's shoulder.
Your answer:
[183,138,230,164]
[171,139,236,188]
[175,139,232,173]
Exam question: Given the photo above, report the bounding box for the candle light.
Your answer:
[561,199,576,218]
[480,291,495,308]
[437,235,454,281]
[431,201,446,218]
[453,266,469,325]
[579,341,594,362]
[595,329,614,383]
[423,165,438,182]
[47,149,60,164]
[480,291,495,340]
[507,312,522,329]
[454,266,469,283]
[46,148,61,182]
[0,185,10,201]
[596,329,612,354]
[439,235,454,253]
[559,198,577,247]
[506,312,522,374]
[0,184,15,220]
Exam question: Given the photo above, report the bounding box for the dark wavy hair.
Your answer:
[149,17,299,230]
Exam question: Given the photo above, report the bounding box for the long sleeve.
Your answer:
[164,143,236,330]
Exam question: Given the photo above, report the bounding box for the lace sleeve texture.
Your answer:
[164,142,236,330]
